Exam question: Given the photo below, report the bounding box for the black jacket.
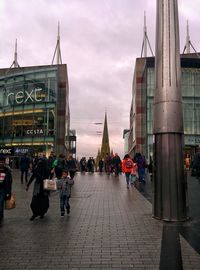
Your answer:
[0,166,12,196]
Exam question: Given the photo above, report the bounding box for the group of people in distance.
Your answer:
[79,153,122,176]
[80,152,148,188]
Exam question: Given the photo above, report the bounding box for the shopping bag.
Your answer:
[43,179,57,191]
[130,174,137,184]
[5,193,16,210]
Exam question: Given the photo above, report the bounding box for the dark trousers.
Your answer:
[21,169,28,184]
[69,170,76,179]
[0,189,5,219]
[114,165,120,176]
[60,194,70,215]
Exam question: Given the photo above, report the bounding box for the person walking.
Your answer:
[121,154,134,188]
[134,153,146,183]
[112,153,121,177]
[80,157,87,172]
[98,158,104,173]
[52,153,66,179]
[0,156,12,226]
[26,158,51,221]
[66,155,77,179]
[105,153,111,175]
[57,170,74,217]
[19,153,30,184]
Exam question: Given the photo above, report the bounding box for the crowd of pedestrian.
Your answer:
[79,153,122,176]
[0,150,154,225]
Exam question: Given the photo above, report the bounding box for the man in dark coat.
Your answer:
[112,153,121,177]
[0,155,12,225]
[19,153,30,184]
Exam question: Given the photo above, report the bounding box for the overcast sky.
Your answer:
[0,0,199,159]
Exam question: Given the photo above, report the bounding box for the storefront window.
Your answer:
[0,69,57,140]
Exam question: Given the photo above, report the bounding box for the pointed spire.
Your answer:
[186,20,190,54]
[183,20,200,57]
[10,39,20,68]
[52,22,62,65]
[141,12,154,57]
[100,112,110,159]
[143,11,147,57]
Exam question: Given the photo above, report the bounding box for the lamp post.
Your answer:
[153,0,188,221]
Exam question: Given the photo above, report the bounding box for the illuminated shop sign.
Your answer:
[0,147,14,155]
[14,148,30,154]
[26,129,44,135]
[185,135,200,145]
[6,87,45,105]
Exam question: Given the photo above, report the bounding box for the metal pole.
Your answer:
[153,0,188,221]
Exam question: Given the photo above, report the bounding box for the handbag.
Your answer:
[43,179,57,191]
[5,193,16,210]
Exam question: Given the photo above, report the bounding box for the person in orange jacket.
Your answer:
[122,154,135,188]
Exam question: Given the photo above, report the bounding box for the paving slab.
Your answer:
[0,170,199,269]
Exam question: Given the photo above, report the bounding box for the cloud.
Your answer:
[0,0,199,159]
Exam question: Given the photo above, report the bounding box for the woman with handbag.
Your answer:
[26,158,50,221]
[0,155,12,226]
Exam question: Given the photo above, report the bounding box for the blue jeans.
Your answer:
[138,168,145,182]
[0,189,5,219]
[60,194,70,215]
[125,172,131,185]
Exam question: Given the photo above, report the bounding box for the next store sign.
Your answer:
[6,88,45,105]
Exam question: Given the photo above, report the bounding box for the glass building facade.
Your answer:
[129,55,200,161]
[0,64,69,157]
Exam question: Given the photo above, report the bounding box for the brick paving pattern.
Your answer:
[0,170,199,269]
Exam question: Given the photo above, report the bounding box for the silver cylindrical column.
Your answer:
[153,0,188,221]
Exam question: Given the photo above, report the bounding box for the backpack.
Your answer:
[125,159,133,168]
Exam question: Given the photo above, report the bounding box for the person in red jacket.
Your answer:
[122,154,135,188]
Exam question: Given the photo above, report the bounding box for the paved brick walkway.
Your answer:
[0,170,200,269]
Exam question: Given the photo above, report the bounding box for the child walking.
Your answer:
[57,170,74,217]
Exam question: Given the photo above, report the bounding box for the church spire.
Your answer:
[10,39,20,68]
[100,113,110,159]
[52,22,62,65]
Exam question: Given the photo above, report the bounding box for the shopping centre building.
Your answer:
[0,64,70,158]
[129,53,200,161]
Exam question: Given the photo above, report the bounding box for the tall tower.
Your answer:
[153,0,188,221]
[100,113,110,159]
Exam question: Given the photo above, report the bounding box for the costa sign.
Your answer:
[26,129,44,135]
[6,88,44,105]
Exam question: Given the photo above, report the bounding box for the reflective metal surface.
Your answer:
[153,0,188,221]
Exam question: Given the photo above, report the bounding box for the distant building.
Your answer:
[68,129,77,158]
[123,129,130,155]
[0,24,71,158]
[0,64,70,157]
[129,54,200,160]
